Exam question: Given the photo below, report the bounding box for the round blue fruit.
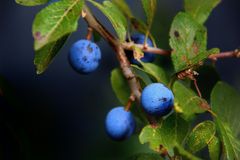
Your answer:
[69,40,101,74]
[127,33,156,64]
[105,107,135,141]
[141,83,174,116]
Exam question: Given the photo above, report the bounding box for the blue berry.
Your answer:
[141,83,174,116]
[69,40,101,74]
[127,34,156,64]
[105,107,135,141]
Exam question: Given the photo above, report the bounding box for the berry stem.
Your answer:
[86,27,93,40]
[124,94,135,111]
[193,79,202,98]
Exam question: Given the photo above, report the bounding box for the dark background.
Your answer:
[0,0,240,159]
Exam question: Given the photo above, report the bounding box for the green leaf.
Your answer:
[139,113,189,152]
[182,48,219,72]
[216,120,240,160]
[173,81,208,121]
[128,153,163,160]
[174,144,202,160]
[111,0,157,45]
[169,12,214,72]
[15,0,48,6]
[33,0,84,50]
[211,82,240,159]
[141,0,157,26]
[140,62,168,85]
[130,18,148,33]
[132,63,168,85]
[184,0,221,24]
[211,82,240,136]
[34,34,69,74]
[112,0,133,19]
[208,136,220,160]
[88,0,127,41]
[132,66,152,86]
[185,121,216,153]
[111,68,130,105]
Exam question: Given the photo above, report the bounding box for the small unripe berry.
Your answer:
[69,40,101,74]
[105,107,135,141]
[141,83,174,116]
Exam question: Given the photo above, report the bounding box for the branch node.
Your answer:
[177,69,202,98]
[81,10,87,18]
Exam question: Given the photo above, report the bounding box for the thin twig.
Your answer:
[177,69,203,98]
[122,42,240,60]
[122,42,171,55]
[193,79,202,98]
[208,49,240,60]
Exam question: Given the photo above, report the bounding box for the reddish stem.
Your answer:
[122,42,171,55]
[208,49,240,60]
[193,79,202,98]
[86,27,93,40]
[122,42,240,60]
[124,94,135,111]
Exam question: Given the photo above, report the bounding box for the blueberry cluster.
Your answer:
[67,33,173,141]
[105,83,174,141]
